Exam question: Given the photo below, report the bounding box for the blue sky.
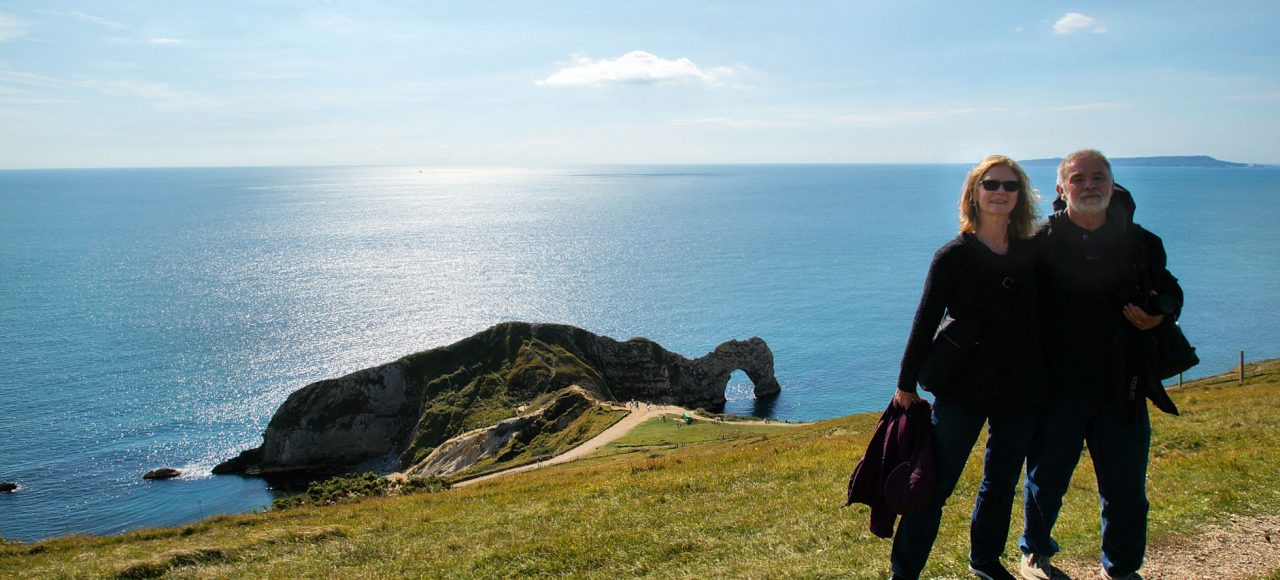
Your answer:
[2,1,1278,168]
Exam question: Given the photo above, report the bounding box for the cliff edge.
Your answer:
[215,322,780,477]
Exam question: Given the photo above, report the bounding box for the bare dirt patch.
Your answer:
[1058,513,1280,579]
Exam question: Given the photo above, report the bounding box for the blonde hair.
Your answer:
[958,155,1041,240]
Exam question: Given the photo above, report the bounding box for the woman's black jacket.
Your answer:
[896,234,1047,408]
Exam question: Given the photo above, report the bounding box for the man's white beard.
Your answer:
[1068,188,1110,215]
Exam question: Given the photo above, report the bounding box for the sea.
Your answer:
[2,164,1278,542]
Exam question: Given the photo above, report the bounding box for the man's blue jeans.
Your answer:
[890,399,1038,579]
[1020,397,1150,577]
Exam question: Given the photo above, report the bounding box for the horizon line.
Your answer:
[1,156,1273,172]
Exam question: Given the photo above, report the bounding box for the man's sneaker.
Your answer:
[1099,569,1142,580]
[969,559,1017,580]
[1020,553,1069,580]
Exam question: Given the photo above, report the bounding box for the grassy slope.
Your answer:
[451,403,629,481]
[400,336,608,467]
[3,361,1278,579]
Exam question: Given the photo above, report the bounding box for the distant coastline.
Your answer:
[1020,155,1264,168]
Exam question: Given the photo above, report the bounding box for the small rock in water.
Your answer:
[143,468,182,480]
[0,482,17,493]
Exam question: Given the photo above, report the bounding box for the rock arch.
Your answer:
[214,322,782,476]
[680,337,781,408]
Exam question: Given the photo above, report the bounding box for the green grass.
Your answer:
[585,414,796,460]
[3,362,1278,578]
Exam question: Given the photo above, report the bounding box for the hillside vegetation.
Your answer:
[3,361,1278,578]
[217,322,778,479]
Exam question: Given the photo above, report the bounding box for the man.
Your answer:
[1018,149,1183,580]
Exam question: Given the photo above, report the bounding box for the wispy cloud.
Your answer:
[1052,102,1129,111]
[1230,93,1280,101]
[671,117,798,128]
[1053,12,1106,35]
[0,12,31,42]
[92,80,218,110]
[537,51,734,87]
[35,10,127,29]
[231,70,305,82]
[831,108,982,126]
[0,96,75,106]
[69,11,126,29]
[95,80,184,100]
[44,10,183,46]
[0,67,216,110]
[0,68,77,89]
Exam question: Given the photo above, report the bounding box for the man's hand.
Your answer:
[1123,303,1164,330]
[893,389,924,409]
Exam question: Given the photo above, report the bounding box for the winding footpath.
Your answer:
[454,405,801,488]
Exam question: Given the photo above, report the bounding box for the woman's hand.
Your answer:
[1123,303,1164,330]
[892,389,924,409]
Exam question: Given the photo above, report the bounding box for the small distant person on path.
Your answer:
[887,155,1047,580]
[1018,149,1184,580]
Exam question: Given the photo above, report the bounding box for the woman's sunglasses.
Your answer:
[980,180,1022,193]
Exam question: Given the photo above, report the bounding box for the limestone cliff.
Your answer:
[215,322,780,477]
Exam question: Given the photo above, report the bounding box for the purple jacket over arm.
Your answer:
[845,400,935,538]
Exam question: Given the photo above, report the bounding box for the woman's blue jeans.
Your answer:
[890,398,1038,579]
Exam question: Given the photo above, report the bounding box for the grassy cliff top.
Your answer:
[4,361,1278,578]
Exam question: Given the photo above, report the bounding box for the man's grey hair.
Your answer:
[1057,149,1112,186]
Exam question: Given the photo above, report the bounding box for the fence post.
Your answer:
[1240,351,1245,384]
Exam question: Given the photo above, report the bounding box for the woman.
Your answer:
[888,155,1045,580]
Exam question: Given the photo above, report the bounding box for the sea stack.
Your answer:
[216,322,781,477]
[143,468,182,480]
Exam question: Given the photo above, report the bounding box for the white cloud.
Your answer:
[1053,12,1106,35]
[0,12,30,42]
[537,51,734,87]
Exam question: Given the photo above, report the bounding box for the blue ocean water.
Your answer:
[1,164,1277,541]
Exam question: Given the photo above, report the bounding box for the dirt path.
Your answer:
[454,405,803,488]
[1056,513,1280,579]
